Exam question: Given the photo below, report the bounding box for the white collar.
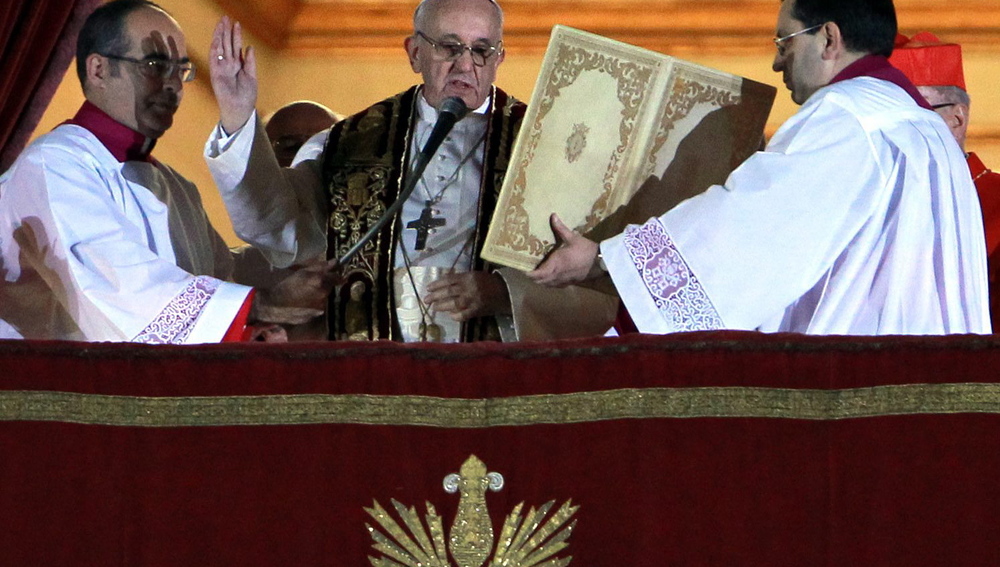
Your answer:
[416,88,492,125]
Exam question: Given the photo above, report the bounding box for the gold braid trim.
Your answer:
[3,383,1000,427]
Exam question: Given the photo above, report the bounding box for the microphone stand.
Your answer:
[337,97,469,266]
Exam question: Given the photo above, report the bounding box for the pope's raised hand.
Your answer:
[209,16,258,135]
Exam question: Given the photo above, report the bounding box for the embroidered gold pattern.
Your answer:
[365,455,577,567]
[324,92,415,341]
[643,76,740,178]
[491,41,655,256]
[328,165,390,276]
[444,456,503,566]
[564,123,590,163]
[4,384,1000,427]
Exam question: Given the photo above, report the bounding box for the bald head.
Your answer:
[265,101,340,167]
[414,0,503,35]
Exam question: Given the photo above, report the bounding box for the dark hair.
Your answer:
[791,0,897,57]
[76,0,166,88]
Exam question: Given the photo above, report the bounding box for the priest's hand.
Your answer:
[210,16,258,135]
[528,214,602,287]
[426,271,512,322]
[250,258,341,325]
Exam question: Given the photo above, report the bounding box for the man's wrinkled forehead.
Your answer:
[435,30,499,45]
[916,86,950,106]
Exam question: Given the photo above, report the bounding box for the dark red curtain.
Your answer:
[0,0,101,172]
[4,332,1000,566]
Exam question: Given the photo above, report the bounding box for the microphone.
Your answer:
[337,97,470,265]
[418,96,470,163]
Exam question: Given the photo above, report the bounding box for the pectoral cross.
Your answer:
[406,201,447,250]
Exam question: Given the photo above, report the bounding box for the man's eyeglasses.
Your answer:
[773,24,824,57]
[101,54,196,82]
[415,31,502,67]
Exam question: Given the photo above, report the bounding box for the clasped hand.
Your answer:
[425,271,511,322]
[251,258,342,325]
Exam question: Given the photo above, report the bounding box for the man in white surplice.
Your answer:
[529,0,990,335]
[0,0,332,343]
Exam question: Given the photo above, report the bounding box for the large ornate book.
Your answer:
[483,26,776,271]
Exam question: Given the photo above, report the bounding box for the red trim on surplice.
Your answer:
[221,290,256,342]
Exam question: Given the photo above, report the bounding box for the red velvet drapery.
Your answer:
[0,0,100,172]
[4,332,1000,566]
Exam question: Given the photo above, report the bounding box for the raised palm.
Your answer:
[209,16,258,134]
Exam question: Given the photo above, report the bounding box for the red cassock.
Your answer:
[969,152,1000,328]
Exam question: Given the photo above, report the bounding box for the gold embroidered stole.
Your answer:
[321,86,526,341]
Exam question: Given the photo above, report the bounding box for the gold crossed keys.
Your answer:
[365,455,579,567]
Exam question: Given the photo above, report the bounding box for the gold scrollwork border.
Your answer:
[645,76,740,177]
[3,384,1000,428]
[492,38,655,257]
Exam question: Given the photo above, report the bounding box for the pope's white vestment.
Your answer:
[602,76,991,335]
[0,119,251,343]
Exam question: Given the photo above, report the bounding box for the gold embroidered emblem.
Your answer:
[564,123,589,163]
[359,107,386,132]
[365,455,579,567]
[347,173,371,207]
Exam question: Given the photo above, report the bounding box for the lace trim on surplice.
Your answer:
[623,219,723,331]
[133,276,221,344]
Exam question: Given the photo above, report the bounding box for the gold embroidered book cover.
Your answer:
[483,26,776,271]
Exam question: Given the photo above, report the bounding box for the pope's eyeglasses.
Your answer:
[415,31,502,67]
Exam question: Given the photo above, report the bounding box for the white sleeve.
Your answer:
[204,112,327,268]
[661,100,879,328]
[0,143,251,343]
[496,267,619,341]
[604,95,879,332]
